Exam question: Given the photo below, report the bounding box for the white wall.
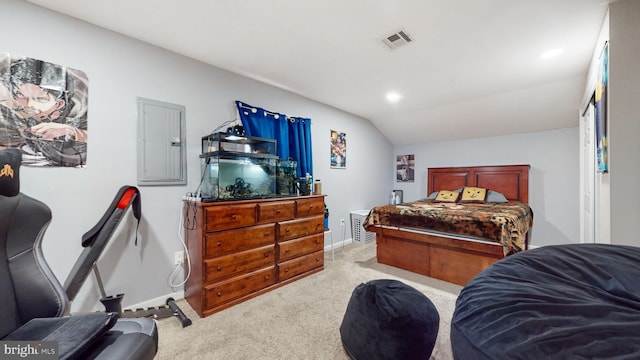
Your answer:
[394,127,580,247]
[608,0,640,246]
[582,0,640,247]
[3,0,393,312]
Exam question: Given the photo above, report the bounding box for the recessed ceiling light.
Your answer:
[541,48,564,59]
[386,92,402,103]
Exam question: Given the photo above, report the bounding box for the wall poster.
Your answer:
[330,129,346,169]
[595,42,608,173]
[396,154,415,182]
[0,53,88,167]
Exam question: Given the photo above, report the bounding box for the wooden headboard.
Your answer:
[427,165,530,203]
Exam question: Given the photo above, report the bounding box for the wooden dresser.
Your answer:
[183,195,325,317]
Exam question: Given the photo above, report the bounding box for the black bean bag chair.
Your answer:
[451,244,640,360]
[340,279,439,360]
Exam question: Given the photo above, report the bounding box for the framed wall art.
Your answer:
[0,52,88,167]
[396,154,415,182]
[330,129,346,169]
[595,41,608,173]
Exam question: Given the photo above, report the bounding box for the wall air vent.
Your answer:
[380,29,413,50]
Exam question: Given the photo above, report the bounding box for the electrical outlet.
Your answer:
[340,218,345,226]
[174,251,184,266]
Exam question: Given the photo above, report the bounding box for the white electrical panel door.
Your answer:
[137,97,186,186]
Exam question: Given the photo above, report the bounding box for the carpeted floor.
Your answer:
[155,242,461,359]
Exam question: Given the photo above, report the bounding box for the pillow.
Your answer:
[428,189,508,203]
[5,313,118,360]
[0,148,21,197]
[434,190,460,203]
[459,187,487,203]
[487,190,508,203]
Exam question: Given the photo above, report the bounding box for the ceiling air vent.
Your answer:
[381,29,413,50]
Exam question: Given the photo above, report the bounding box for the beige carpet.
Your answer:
[155,243,462,359]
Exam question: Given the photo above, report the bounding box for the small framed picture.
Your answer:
[396,154,414,182]
[330,129,346,169]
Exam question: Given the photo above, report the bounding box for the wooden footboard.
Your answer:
[372,227,504,286]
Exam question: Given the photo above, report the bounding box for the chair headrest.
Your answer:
[0,148,21,197]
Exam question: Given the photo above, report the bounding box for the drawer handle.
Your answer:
[217,241,222,247]
[309,205,314,209]
[284,268,289,273]
[217,291,222,297]
[315,239,320,244]
[316,258,321,262]
[264,253,269,258]
[231,214,237,219]
[264,275,270,280]
[217,266,222,271]
[276,209,281,214]
[284,249,290,253]
[285,229,290,233]
[264,232,270,237]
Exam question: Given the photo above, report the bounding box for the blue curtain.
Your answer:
[236,101,312,178]
[288,116,313,179]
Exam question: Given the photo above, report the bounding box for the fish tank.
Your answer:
[199,133,278,201]
[276,158,298,196]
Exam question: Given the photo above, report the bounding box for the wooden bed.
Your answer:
[368,164,531,286]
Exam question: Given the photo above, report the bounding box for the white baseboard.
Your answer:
[126,291,184,311]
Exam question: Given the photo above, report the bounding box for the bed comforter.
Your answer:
[364,200,533,255]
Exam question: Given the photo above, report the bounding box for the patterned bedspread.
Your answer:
[364,200,533,255]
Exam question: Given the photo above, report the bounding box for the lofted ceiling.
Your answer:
[25,0,610,145]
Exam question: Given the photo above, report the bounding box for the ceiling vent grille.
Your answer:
[381,29,413,50]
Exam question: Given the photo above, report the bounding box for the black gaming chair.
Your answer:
[0,148,157,360]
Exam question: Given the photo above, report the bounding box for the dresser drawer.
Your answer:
[204,204,256,232]
[296,197,324,217]
[205,266,276,309]
[205,224,275,258]
[278,250,324,282]
[278,215,324,242]
[257,200,295,223]
[278,233,324,262]
[205,245,275,283]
